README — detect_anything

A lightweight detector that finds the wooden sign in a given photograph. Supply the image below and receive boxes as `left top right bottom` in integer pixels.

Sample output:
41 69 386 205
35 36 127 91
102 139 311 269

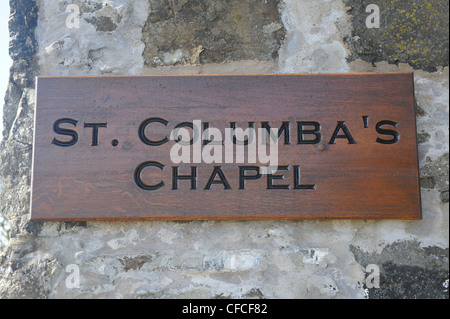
30 73 421 221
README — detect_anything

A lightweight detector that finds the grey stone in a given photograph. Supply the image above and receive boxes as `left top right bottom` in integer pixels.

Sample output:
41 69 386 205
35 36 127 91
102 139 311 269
141 0 285 67
441 191 449 204
420 153 449 195
417 132 431 144
351 241 449 299
85 16 118 32
344 0 449 72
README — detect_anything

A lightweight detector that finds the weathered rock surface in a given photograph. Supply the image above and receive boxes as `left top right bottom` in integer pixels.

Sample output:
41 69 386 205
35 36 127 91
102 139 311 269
345 0 449 72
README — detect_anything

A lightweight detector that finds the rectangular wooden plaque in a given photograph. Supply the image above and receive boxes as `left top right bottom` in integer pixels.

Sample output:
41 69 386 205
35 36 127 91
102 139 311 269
31 73 421 221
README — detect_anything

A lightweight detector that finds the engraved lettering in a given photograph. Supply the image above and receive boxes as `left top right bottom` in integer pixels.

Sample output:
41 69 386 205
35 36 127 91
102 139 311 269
139 117 169 146
267 165 290 190
239 166 262 189
230 122 255 145
84 122 107 146
52 118 79 147
329 121 357 144
172 167 197 190
293 165 315 190
134 161 165 191
376 120 399 144
204 166 231 190
261 121 291 145
297 121 322 144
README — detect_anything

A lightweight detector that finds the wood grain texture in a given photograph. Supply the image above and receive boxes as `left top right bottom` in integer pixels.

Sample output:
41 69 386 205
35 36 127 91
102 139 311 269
30 73 421 221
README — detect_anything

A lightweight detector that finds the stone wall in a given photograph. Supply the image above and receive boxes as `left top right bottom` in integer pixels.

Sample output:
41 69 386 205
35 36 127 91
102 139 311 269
0 0 448 299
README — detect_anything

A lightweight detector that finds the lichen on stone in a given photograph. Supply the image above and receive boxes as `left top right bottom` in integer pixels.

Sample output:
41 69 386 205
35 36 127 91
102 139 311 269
344 0 449 72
